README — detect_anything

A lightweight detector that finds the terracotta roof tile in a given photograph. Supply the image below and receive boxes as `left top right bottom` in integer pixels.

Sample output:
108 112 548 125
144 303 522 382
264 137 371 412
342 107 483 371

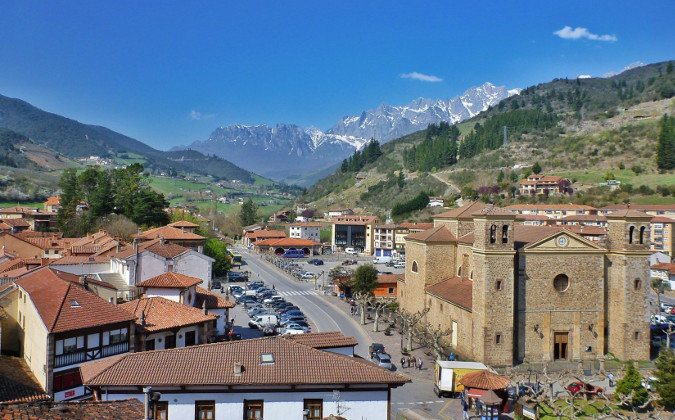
81 336 409 387
120 297 217 333
457 232 474 245
244 229 286 240
605 209 653 219
254 238 321 247
112 239 191 260
13 268 134 333
137 272 202 289
600 204 675 212
0 259 25 274
472 206 516 217
0 399 144 418
377 274 403 284
282 332 358 349
459 370 511 390
1 218 30 228
169 220 200 228
559 214 607 222
435 201 489 219
504 204 596 211
290 222 321 227
0 356 50 404
135 225 205 241
513 225 563 249
426 277 473 311
651 216 675 223
405 226 457 243
195 286 235 309
44 196 61 206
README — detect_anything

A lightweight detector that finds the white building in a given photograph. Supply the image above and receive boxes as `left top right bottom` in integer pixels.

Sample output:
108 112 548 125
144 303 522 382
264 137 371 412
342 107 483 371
427 196 444 208
289 222 321 243
81 336 408 420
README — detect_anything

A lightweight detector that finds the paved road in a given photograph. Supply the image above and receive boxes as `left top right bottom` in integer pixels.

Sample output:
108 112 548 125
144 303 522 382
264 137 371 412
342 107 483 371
234 247 456 419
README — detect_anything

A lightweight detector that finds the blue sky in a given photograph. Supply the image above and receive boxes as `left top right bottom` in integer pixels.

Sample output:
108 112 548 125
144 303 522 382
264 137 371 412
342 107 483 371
0 1 673 149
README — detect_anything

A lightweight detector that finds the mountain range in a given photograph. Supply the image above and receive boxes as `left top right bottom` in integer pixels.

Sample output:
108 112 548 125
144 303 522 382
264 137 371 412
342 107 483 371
177 82 519 184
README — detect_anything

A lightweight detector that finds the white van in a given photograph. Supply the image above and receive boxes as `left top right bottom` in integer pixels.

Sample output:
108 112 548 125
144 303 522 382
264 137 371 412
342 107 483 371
344 248 358 255
373 256 392 264
249 314 278 329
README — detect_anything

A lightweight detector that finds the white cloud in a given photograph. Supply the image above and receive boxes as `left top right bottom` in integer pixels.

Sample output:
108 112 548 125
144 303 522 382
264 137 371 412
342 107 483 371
553 26 617 42
400 72 443 82
189 110 202 120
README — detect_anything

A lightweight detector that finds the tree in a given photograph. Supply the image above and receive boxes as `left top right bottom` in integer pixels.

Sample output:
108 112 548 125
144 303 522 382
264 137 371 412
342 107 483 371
397 171 405 189
239 198 258 226
203 238 232 278
351 264 379 325
396 308 430 352
656 114 675 170
131 189 169 227
616 363 649 408
653 349 675 410
96 214 138 241
418 322 453 360
532 161 542 174
497 170 505 183
372 298 396 332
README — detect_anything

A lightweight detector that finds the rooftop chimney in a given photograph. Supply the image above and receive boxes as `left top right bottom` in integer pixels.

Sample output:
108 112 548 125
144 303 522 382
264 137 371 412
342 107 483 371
133 238 138 251
79 275 86 285
233 362 243 376
140 310 146 328
203 300 208 315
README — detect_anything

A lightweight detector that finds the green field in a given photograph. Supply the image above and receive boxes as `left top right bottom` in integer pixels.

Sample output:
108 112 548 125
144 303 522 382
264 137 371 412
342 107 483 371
0 201 44 209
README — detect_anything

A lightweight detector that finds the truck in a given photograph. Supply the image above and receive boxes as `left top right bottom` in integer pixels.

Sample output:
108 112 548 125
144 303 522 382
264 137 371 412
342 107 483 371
434 361 487 397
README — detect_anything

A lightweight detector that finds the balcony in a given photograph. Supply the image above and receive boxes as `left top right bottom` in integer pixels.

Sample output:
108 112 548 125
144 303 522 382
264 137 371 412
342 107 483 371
54 341 129 368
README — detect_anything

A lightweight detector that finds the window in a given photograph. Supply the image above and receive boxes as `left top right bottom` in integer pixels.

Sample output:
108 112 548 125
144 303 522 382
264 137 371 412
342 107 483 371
496 280 503 291
154 401 168 420
108 328 128 345
185 330 196 347
634 278 642 290
439 303 443 313
639 226 646 244
629 226 635 244
145 339 155 351
553 274 569 292
243 400 263 420
304 399 322 420
195 400 215 420
496 334 502 344
387 287 395 294
634 331 640 340
411 261 418 273
457 266 462 276
489 225 497 244
165 334 176 349
53 369 82 392
501 225 509 244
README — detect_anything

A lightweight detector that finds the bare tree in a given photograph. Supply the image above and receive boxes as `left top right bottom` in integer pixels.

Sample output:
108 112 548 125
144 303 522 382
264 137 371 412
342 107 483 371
372 298 396 332
96 213 138 242
396 308 430 352
418 322 453 360
352 292 374 325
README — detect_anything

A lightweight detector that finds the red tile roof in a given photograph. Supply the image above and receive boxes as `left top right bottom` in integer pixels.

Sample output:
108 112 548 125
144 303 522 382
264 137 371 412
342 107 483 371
652 216 675 223
425 277 473 311
1 218 30 228
195 286 235 309
137 272 202 289
600 204 675 212
112 239 191 259
435 201 489 219
282 331 358 349
169 220 200 228
81 336 409 387
652 263 675 274
13 268 134 333
605 209 653 219
504 204 596 211
406 226 457 243
459 370 511 390
44 196 61 206
0 259 25 274
377 274 403 284
0 399 144 419
515 214 553 221
135 225 205 241
254 238 322 247
120 297 217 333
397 222 434 231
290 222 321 227
244 229 287 240
0 356 50 404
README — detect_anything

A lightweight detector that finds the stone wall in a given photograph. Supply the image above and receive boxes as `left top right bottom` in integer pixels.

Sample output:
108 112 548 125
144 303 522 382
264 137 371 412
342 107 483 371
425 294 473 358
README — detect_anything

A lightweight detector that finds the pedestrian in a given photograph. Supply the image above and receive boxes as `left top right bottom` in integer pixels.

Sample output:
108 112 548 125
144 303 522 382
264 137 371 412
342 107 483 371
418 358 423 370
400 357 406 369
608 372 614 387
462 399 469 420
449 351 456 361
411 356 417 368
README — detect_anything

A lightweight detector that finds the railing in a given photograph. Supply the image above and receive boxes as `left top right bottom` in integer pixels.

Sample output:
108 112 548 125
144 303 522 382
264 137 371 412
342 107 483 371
54 341 129 368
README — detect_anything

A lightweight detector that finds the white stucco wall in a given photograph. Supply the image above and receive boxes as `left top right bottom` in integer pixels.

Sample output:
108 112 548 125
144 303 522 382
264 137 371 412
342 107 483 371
50 263 110 276
323 346 354 357
145 288 181 302
145 325 201 349
174 252 212 287
209 308 228 335
105 390 389 420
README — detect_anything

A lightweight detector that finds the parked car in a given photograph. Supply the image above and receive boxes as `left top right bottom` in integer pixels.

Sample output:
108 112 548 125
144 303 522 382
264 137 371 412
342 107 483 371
283 322 309 332
281 310 304 319
277 306 300 315
282 249 305 258
566 382 603 396
372 353 393 370
307 259 324 266
373 256 392 264
228 285 243 293
369 343 385 358
344 248 358 255
210 280 222 290
280 316 307 326
342 259 357 266
227 271 247 282
301 272 315 280
248 314 279 329
282 327 306 335
394 261 405 269
263 296 284 305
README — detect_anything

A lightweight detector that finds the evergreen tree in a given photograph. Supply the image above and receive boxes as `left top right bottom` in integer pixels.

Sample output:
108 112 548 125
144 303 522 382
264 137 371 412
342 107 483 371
616 363 649 407
203 238 232 277
656 114 675 170
654 349 675 410
239 198 258 226
56 168 81 233
532 162 542 174
397 171 405 189
497 170 505 183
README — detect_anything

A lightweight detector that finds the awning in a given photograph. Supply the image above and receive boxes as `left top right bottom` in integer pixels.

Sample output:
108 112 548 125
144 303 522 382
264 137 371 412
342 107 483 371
467 388 487 399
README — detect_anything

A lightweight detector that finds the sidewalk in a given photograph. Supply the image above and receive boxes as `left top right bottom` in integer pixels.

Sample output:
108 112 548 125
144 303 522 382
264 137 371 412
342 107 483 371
322 293 438 384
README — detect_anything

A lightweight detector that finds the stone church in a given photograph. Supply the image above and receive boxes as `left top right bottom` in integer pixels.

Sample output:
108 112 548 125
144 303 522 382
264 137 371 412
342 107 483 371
397 201 651 366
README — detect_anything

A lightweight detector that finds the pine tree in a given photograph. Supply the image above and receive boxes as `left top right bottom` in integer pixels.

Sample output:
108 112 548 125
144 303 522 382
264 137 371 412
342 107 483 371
532 162 542 174
656 114 675 170
616 363 649 407
653 349 675 410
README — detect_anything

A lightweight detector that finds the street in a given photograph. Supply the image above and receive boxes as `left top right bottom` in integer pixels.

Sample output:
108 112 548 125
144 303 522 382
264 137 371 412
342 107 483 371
233 247 454 419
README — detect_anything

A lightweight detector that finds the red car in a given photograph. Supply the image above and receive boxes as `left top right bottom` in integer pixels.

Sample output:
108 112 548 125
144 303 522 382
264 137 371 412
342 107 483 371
342 259 357 265
567 381 604 396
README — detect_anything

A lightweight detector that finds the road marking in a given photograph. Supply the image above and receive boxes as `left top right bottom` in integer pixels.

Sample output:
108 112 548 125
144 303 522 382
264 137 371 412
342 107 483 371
437 399 453 420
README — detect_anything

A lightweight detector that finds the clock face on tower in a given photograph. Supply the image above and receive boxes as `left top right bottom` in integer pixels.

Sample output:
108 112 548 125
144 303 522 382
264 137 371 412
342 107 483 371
557 236 568 247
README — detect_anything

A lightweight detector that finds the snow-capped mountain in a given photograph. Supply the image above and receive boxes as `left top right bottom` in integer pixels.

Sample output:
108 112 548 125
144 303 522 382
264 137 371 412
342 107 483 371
177 82 517 183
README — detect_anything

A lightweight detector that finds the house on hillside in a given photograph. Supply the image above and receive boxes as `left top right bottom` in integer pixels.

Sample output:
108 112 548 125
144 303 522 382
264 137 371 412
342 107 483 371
0 268 135 401
428 196 445 208
289 222 321 243
518 175 573 196
373 224 396 258
134 225 205 252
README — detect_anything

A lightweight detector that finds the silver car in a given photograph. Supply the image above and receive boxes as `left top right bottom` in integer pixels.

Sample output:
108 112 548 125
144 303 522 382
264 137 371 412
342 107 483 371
372 353 393 370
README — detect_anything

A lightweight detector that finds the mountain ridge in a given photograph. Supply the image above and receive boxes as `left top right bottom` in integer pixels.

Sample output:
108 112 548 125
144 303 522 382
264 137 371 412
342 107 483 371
177 82 517 184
